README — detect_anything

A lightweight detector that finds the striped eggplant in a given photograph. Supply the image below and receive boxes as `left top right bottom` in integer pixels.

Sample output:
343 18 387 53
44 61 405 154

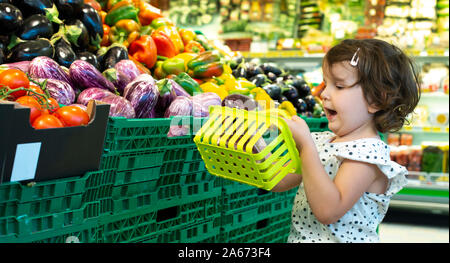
37 78 75 105
29 56 73 87
100 94 135 118
192 92 222 117
76 87 114 105
69 59 116 92
123 74 159 118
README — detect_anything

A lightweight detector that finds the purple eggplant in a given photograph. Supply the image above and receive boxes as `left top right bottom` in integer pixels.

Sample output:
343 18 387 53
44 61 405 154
0 61 31 72
29 56 73 87
76 87 114 105
102 68 131 95
168 78 190 97
192 92 222 117
123 74 159 118
69 59 116 92
154 78 177 118
100 94 135 118
164 96 193 137
114 59 140 82
37 78 75 105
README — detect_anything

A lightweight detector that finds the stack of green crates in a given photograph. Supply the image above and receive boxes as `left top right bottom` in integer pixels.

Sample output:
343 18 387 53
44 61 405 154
0 115 328 243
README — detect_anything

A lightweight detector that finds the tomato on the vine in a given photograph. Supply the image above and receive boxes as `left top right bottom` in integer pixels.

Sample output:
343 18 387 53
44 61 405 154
32 114 64 129
53 106 89 127
26 84 45 99
0 69 30 100
44 97 60 114
15 96 43 124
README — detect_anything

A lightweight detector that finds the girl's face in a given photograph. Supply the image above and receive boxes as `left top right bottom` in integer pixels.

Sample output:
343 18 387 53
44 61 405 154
321 61 379 141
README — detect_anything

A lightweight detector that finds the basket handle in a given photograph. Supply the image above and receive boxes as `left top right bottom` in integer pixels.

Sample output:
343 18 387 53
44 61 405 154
263 108 292 119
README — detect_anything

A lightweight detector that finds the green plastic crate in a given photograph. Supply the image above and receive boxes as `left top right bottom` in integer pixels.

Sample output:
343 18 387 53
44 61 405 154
100 196 220 243
301 116 329 132
220 194 295 232
0 217 102 243
0 201 100 240
0 176 86 204
221 211 292 243
103 116 204 154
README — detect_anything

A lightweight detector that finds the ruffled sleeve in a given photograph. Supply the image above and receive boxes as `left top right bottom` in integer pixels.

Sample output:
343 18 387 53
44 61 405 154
332 138 408 196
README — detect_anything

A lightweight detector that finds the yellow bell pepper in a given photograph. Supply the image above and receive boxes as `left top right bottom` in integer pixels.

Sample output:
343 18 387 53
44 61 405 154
236 78 256 90
172 52 198 68
200 81 228 100
251 87 275 110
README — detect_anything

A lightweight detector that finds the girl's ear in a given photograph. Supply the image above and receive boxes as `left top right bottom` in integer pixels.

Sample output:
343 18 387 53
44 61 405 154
368 103 380 114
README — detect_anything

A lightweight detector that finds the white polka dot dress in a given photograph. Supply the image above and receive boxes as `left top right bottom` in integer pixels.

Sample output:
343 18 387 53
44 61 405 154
287 131 408 243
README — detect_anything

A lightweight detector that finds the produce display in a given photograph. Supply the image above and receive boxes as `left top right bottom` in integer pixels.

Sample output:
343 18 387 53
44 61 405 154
0 0 324 136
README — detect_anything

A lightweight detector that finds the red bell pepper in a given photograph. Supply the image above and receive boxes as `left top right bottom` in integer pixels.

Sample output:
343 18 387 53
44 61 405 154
128 35 157 69
138 1 163 26
151 30 178 58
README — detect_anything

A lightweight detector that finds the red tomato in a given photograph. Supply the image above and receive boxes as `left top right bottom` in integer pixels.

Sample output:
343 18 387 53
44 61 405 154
53 106 89 127
0 69 30 100
45 97 60 114
15 96 43 124
26 84 45 98
32 114 64 129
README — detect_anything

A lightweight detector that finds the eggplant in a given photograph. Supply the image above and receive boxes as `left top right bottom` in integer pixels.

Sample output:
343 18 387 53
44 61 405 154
37 78 75 105
101 46 128 71
192 92 222 117
0 3 23 35
155 78 177 118
69 59 115 92
11 0 62 24
0 49 5 64
168 78 190 97
29 56 72 86
76 51 99 69
123 74 159 118
65 19 89 50
102 68 130 95
7 38 54 62
17 14 53 40
263 83 282 100
76 87 113 105
293 98 307 113
222 94 260 111
303 94 316 111
0 35 10 51
55 0 83 20
232 67 246 79
0 60 30 72
114 59 140 82
251 73 269 87
261 62 282 76
79 4 103 49
282 85 300 102
53 38 77 68
164 96 193 137
100 94 136 118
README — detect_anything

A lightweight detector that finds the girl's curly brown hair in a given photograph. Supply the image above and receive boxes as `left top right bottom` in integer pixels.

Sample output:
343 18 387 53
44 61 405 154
323 39 421 133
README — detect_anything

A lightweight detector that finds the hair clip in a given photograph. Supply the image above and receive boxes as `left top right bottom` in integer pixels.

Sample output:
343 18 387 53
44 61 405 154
350 48 360 67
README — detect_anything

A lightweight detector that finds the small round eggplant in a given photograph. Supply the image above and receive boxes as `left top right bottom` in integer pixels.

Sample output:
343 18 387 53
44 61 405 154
53 38 77 68
17 14 53 40
101 46 128 71
55 0 83 20
7 38 54 62
65 19 89 50
0 3 23 34
76 51 99 70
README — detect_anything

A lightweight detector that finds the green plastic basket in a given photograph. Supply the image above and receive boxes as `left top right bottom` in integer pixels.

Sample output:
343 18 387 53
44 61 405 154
194 106 301 190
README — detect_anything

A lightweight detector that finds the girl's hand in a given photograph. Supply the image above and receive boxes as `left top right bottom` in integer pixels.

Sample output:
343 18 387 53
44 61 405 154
284 115 315 151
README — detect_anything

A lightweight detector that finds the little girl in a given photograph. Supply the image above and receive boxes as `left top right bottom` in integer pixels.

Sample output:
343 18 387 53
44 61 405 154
272 39 421 243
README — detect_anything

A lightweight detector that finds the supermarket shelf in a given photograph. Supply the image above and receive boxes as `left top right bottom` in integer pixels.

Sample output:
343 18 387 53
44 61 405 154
392 171 449 214
242 51 449 71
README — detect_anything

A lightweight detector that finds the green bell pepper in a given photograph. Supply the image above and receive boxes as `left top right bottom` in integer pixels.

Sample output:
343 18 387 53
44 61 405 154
104 3 139 26
162 57 186 75
187 50 222 70
173 72 202 95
